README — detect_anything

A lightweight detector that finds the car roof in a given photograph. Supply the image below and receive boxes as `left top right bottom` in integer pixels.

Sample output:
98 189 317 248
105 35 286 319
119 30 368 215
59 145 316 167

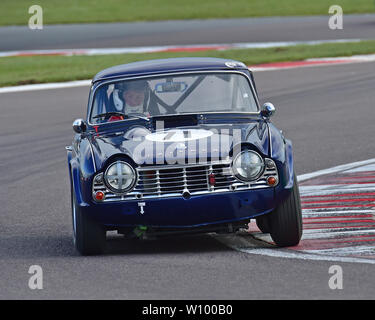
92 57 249 83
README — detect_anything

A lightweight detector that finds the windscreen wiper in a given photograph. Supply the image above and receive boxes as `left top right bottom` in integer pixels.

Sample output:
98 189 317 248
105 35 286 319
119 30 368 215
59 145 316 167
93 111 126 119
93 111 150 122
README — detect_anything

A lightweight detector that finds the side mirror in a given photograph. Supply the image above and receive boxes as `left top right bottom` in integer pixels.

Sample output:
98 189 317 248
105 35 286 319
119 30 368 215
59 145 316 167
261 102 276 119
72 119 87 133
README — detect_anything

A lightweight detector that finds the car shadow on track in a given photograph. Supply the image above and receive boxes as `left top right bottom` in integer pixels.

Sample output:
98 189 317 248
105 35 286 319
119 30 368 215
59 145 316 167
0 234 77 259
0 233 236 258
103 233 233 256
103 231 274 256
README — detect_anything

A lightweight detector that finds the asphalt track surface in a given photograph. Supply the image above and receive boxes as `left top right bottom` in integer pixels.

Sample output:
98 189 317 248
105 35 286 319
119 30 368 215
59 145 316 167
1 14 375 51
1 61 375 299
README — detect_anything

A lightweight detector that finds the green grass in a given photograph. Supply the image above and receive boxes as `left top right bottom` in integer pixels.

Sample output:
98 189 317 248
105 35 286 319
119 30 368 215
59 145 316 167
1 40 375 87
0 0 374 26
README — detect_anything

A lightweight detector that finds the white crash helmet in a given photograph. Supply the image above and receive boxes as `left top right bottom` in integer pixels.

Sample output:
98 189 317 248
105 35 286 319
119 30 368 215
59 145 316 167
112 80 149 111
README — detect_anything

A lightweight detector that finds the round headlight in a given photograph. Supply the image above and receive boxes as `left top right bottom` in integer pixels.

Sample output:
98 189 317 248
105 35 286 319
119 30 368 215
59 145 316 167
232 150 264 181
104 161 136 193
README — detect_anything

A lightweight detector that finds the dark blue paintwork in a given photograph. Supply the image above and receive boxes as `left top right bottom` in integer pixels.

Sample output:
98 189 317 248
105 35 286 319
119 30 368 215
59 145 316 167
92 57 249 83
68 58 295 231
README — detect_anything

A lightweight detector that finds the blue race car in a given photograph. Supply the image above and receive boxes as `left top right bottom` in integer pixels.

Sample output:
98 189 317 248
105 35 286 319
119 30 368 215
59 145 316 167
67 57 302 255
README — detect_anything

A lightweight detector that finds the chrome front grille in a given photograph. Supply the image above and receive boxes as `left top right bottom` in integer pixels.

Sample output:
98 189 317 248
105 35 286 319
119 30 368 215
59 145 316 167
92 160 278 202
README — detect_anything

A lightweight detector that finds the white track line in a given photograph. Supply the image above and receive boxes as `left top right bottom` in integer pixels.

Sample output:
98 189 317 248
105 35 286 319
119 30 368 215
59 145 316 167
301 229 375 238
216 159 375 264
297 158 375 182
214 234 375 264
0 80 91 93
302 245 375 256
0 39 362 58
307 53 375 62
302 210 375 218
300 186 375 196
2 50 375 93
344 164 375 173
252 229 375 241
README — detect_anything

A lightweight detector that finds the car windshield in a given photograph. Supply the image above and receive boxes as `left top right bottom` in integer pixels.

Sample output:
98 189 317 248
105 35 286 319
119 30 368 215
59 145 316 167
90 72 258 124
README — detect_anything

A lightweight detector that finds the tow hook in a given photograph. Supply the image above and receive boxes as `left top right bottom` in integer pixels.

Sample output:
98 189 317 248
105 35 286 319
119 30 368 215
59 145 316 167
133 225 148 239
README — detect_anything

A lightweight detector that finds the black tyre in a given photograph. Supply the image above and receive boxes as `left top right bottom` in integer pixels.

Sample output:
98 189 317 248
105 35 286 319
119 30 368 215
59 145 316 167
256 215 270 233
268 173 303 247
71 188 106 255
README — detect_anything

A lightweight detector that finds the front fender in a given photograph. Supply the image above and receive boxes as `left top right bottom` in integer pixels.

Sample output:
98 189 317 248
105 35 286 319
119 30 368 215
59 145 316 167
68 138 96 206
268 123 294 190
284 138 294 188
68 147 85 206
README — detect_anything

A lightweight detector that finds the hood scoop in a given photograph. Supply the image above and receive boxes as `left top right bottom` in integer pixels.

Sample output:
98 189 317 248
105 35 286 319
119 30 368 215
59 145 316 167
152 114 198 129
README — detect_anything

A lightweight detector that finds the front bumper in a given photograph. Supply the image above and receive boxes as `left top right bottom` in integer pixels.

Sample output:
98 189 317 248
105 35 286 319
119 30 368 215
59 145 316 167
79 187 286 228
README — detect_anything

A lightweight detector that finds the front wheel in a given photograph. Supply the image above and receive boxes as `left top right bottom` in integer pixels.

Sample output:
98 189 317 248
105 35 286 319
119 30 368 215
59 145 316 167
268 173 303 247
71 189 106 255
256 215 270 233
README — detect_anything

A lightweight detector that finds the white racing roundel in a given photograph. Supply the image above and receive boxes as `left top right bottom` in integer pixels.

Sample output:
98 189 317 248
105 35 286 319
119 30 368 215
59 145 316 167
145 129 213 142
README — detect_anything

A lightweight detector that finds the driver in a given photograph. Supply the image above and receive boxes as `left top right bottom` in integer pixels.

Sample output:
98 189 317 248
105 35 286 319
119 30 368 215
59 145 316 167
112 80 149 116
